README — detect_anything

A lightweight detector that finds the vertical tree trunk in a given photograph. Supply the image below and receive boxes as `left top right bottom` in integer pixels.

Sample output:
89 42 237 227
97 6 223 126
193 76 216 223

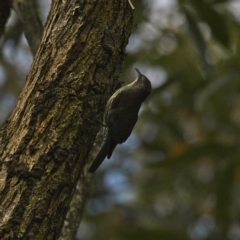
0 1 133 239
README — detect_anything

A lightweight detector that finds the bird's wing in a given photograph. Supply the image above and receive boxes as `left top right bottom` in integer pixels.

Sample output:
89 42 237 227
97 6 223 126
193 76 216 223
107 106 138 143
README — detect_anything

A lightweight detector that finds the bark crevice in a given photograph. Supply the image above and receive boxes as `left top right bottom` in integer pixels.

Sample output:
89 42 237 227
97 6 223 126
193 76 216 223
0 1 133 239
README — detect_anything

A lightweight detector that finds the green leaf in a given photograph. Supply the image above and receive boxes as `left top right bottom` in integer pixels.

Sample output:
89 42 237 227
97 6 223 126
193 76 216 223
190 0 229 47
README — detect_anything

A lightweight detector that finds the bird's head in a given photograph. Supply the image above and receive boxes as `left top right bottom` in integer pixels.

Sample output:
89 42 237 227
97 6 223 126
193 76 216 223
135 68 152 92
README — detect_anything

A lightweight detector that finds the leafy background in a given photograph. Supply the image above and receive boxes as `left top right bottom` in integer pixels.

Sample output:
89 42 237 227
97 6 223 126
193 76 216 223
1 0 240 239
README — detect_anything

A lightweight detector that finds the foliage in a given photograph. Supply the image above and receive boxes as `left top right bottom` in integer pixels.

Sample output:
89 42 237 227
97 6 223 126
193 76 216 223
1 0 240 239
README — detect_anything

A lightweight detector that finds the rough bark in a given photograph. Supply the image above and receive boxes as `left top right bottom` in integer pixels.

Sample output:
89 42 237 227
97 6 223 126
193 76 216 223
59 173 92 240
59 132 103 240
0 0 133 239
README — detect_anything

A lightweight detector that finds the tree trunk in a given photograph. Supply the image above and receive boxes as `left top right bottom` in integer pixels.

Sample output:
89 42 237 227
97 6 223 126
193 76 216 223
0 0 133 239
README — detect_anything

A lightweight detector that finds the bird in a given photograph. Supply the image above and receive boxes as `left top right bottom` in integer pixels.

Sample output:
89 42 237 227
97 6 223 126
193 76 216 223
88 68 151 173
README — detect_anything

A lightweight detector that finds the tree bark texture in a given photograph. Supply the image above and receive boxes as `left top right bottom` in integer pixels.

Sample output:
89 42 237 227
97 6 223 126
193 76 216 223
0 0 133 239
59 173 92 240
59 132 103 240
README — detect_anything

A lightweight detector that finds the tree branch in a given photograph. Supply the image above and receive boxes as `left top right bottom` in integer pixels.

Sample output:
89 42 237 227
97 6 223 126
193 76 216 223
59 174 92 240
59 131 103 239
0 0 11 37
12 0 43 55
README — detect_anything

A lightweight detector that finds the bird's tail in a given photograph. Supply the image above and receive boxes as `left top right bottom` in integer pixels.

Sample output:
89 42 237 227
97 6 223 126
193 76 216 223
88 136 110 173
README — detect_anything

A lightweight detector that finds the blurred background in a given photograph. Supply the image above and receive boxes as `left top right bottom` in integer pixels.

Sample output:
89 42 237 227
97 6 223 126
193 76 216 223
1 0 240 239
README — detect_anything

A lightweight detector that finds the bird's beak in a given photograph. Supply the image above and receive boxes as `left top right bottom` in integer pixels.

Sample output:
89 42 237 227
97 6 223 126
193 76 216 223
134 68 142 84
135 68 142 77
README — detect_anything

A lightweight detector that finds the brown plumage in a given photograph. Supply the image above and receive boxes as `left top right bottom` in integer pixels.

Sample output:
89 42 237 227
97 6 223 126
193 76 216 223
88 68 151 173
